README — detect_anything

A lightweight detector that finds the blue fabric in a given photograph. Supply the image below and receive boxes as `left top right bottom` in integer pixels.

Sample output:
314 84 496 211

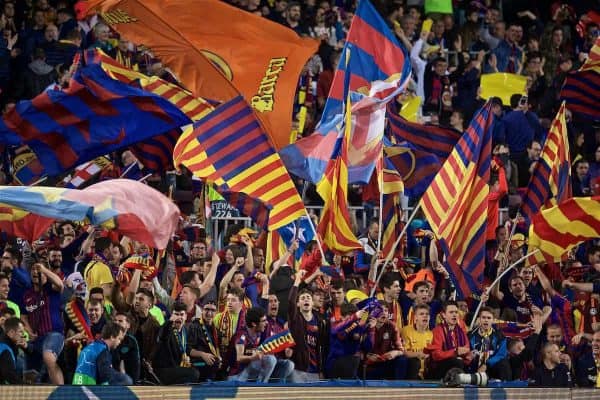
495 111 543 154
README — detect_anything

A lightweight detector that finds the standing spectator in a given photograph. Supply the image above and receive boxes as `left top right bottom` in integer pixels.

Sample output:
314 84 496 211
284 2 308 36
22 262 65 384
288 270 325 382
492 23 524 73
572 159 591 197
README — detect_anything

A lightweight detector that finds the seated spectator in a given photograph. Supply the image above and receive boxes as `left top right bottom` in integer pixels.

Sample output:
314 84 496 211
427 300 472 379
529 342 572 387
575 330 600 387
0 317 27 383
228 307 294 382
468 307 511 380
365 304 407 379
152 302 199 384
188 300 221 381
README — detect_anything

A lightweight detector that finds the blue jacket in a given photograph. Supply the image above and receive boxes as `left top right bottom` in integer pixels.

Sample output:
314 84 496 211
495 110 543 154
468 328 508 369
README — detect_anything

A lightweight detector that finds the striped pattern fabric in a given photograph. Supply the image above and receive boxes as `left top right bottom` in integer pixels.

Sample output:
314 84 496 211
560 37 600 121
84 49 214 171
520 103 572 224
528 196 600 258
386 108 461 198
419 103 494 299
173 96 305 231
381 192 402 258
0 204 54 241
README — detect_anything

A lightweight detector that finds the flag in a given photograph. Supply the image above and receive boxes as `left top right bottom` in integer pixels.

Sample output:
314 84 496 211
316 86 362 253
63 156 113 188
84 49 213 172
10 146 45 185
520 103 571 224
528 196 600 259
280 0 412 185
560 37 600 121
82 0 318 150
173 96 305 231
0 64 192 177
480 73 528 106
386 109 462 198
419 103 495 299
277 216 316 261
265 229 288 274
256 329 295 354
0 205 54 242
0 180 179 249
219 191 270 230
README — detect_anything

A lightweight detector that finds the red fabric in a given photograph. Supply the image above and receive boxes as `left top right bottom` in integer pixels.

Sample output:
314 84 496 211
427 324 471 363
361 169 380 203
486 165 508 240
316 70 334 100
300 247 321 278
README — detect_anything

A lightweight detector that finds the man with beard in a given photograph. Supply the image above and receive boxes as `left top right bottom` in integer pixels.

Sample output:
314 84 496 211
112 311 140 384
188 301 221 381
575 330 600 387
0 273 20 318
47 248 64 277
152 302 199 384
83 237 115 302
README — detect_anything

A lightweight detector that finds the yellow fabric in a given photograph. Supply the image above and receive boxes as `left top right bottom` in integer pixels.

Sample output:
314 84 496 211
480 73 527 106
399 95 421 122
401 325 433 377
83 260 114 293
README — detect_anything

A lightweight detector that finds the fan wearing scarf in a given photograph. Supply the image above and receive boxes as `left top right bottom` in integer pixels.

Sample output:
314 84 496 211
467 306 511 381
426 300 472 379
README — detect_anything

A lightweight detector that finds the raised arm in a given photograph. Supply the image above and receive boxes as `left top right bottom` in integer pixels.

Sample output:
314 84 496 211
199 252 219 299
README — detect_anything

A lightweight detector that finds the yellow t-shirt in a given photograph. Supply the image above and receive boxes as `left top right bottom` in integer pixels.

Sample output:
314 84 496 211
401 325 433 378
84 260 114 292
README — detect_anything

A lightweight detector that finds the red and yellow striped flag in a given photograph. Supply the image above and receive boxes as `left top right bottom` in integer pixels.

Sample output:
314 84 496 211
528 196 600 258
419 103 495 299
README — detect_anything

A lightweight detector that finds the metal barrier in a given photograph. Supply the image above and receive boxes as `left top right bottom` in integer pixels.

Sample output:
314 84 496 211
210 206 510 249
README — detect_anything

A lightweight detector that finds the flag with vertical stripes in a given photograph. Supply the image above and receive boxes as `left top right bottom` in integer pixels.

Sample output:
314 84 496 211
386 107 462 198
528 196 600 258
520 102 572 225
376 153 404 258
84 49 214 172
280 0 411 185
173 96 305 231
419 103 495 299
560 37 600 121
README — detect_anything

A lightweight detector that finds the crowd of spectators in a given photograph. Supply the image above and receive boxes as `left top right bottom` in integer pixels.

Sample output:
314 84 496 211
0 0 598 389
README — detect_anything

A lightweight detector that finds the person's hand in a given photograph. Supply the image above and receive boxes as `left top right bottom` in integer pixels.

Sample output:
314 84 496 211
253 350 263 361
478 364 487 373
417 351 429 360
234 257 245 268
571 333 584 345
356 309 368 320
530 305 542 316
488 53 497 70
561 278 574 289
560 353 571 369
285 348 293 358
295 269 307 285
240 235 252 247
531 313 543 334
256 271 269 284
480 289 490 303
453 35 462 51
289 239 299 253
6 33 17 50
367 317 377 328
212 251 220 266
366 353 380 363
384 350 402 360
200 351 217 366
457 346 470 356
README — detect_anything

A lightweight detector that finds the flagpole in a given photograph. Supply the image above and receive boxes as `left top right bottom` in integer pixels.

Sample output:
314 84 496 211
119 162 138 178
376 149 384 256
137 173 153 183
29 176 48 186
370 202 421 297
303 209 327 265
468 248 539 331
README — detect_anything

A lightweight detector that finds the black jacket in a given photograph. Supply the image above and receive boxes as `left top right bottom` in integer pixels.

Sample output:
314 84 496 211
0 335 21 384
529 363 572 387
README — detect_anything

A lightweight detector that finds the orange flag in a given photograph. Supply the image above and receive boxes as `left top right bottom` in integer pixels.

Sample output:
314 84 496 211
82 0 319 150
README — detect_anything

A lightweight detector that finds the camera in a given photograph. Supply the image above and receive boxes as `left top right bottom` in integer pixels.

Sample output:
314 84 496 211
443 368 488 387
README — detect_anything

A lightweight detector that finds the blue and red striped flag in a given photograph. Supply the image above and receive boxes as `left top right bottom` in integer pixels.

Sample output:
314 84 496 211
520 102 572 225
560 37 600 121
0 64 191 177
419 103 495 299
386 107 462 198
280 0 411 185
173 96 306 231
219 191 270 230
84 49 214 172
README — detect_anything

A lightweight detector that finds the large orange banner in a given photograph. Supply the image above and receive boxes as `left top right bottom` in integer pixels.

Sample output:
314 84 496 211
83 0 319 150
